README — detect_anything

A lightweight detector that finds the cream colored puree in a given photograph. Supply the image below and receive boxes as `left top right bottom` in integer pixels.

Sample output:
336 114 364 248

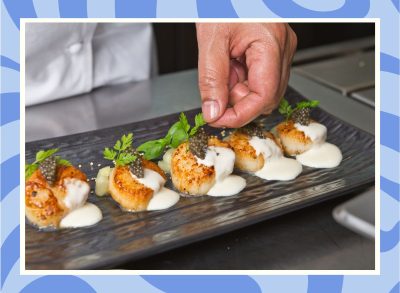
294 122 342 168
196 146 246 196
131 168 180 210
249 136 302 181
60 179 102 228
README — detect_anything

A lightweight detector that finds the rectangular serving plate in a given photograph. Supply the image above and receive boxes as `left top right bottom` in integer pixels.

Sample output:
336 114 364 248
25 88 375 270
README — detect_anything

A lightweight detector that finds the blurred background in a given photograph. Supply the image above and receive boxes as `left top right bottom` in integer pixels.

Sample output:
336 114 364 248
154 23 374 74
26 22 375 141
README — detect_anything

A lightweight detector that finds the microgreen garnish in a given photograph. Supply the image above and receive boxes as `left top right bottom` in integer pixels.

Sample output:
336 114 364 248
137 112 206 160
278 98 319 121
103 133 137 166
25 148 71 180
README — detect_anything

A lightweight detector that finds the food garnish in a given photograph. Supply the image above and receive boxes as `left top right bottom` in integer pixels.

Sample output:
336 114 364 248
189 127 208 159
103 133 144 178
25 148 71 182
239 122 265 139
278 98 319 125
137 113 206 160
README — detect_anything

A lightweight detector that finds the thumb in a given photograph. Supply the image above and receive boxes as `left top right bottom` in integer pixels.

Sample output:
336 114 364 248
197 24 230 123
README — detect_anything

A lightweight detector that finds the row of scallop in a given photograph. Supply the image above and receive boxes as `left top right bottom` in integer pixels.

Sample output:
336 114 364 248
25 104 342 230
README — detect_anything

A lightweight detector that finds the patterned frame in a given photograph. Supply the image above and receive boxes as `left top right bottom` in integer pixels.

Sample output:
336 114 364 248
1 1 399 292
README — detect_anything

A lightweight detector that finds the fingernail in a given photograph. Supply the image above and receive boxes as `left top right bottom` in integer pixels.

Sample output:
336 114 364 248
202 100 219 121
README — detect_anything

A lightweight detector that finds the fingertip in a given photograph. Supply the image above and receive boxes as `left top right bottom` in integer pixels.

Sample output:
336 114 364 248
202 100 220 122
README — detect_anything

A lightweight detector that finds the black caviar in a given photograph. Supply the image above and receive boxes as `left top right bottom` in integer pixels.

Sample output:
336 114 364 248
239 122 265 138
292 108 311 125
39 156 57 186
127 148 144 178
189 127 208 159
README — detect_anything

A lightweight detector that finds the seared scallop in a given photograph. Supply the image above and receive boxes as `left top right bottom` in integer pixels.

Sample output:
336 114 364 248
171 137 229 196
226 130 282 172
25 165 88 228
108 160 166 211
273 120 313 156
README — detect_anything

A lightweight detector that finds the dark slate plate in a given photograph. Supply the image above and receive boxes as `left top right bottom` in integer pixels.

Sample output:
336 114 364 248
25 88 375 270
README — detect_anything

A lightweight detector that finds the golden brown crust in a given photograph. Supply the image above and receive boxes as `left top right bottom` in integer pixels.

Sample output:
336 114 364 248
227 131 264 172
208 136 231 148
275 120 313 155
108 160 166 211
25 165 87 228
226 130 283 172
171 141 216 196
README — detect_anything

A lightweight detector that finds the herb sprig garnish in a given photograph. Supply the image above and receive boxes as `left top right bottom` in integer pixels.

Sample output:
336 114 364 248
25 148 71 180
137 113 206 160
103 133 138 166
278 98 319 121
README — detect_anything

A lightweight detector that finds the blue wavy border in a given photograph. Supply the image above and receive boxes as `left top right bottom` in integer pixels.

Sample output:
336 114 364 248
1 0 399 292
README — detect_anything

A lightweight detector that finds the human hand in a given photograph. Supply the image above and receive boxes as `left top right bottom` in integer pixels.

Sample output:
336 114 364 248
196 23 297 128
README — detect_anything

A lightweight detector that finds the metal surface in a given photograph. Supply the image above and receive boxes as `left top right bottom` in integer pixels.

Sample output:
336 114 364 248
26 70 201 142
351 88 375 107
333 187 375 239
293 37 374 65
293 51 374 95
25 90 375 270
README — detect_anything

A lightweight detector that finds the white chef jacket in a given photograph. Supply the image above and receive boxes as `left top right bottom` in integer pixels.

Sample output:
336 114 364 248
25 23 155 106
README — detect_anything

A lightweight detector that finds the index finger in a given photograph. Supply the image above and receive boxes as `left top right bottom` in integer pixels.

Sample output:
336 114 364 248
209 42 282 128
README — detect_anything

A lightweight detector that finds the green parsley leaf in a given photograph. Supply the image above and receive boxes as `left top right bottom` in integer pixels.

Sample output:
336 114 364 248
195 113 206 128
296 100 319 110
278 98 319 120
103 133 137 166
278 98 293 121
103 147 116 160
179 112 190 133
35 148 59 163
121 133 133 150
26 148 71 181
167 121 184 139
309 100 320 108
114 140 122 151
189 113 206 136
137 112 208 160
115 152 137 166
25 164 38 180
56 156 72 166
278 98 289 114
137 139 168 160
170 128 188 148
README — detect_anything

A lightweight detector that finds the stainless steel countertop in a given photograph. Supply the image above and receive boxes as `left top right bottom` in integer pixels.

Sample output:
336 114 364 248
26 68 374 270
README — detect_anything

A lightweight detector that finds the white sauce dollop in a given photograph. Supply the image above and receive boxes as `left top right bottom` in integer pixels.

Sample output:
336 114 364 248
249 136 302 181
132 168 166 193
207 175 246 197
63 179 90 210
196 146 246 196
147 187 180 210
294 122 327 144
296 142 342 168
294 122 342 168
60 202 102 228
197 146 235 181
131 168 180 211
